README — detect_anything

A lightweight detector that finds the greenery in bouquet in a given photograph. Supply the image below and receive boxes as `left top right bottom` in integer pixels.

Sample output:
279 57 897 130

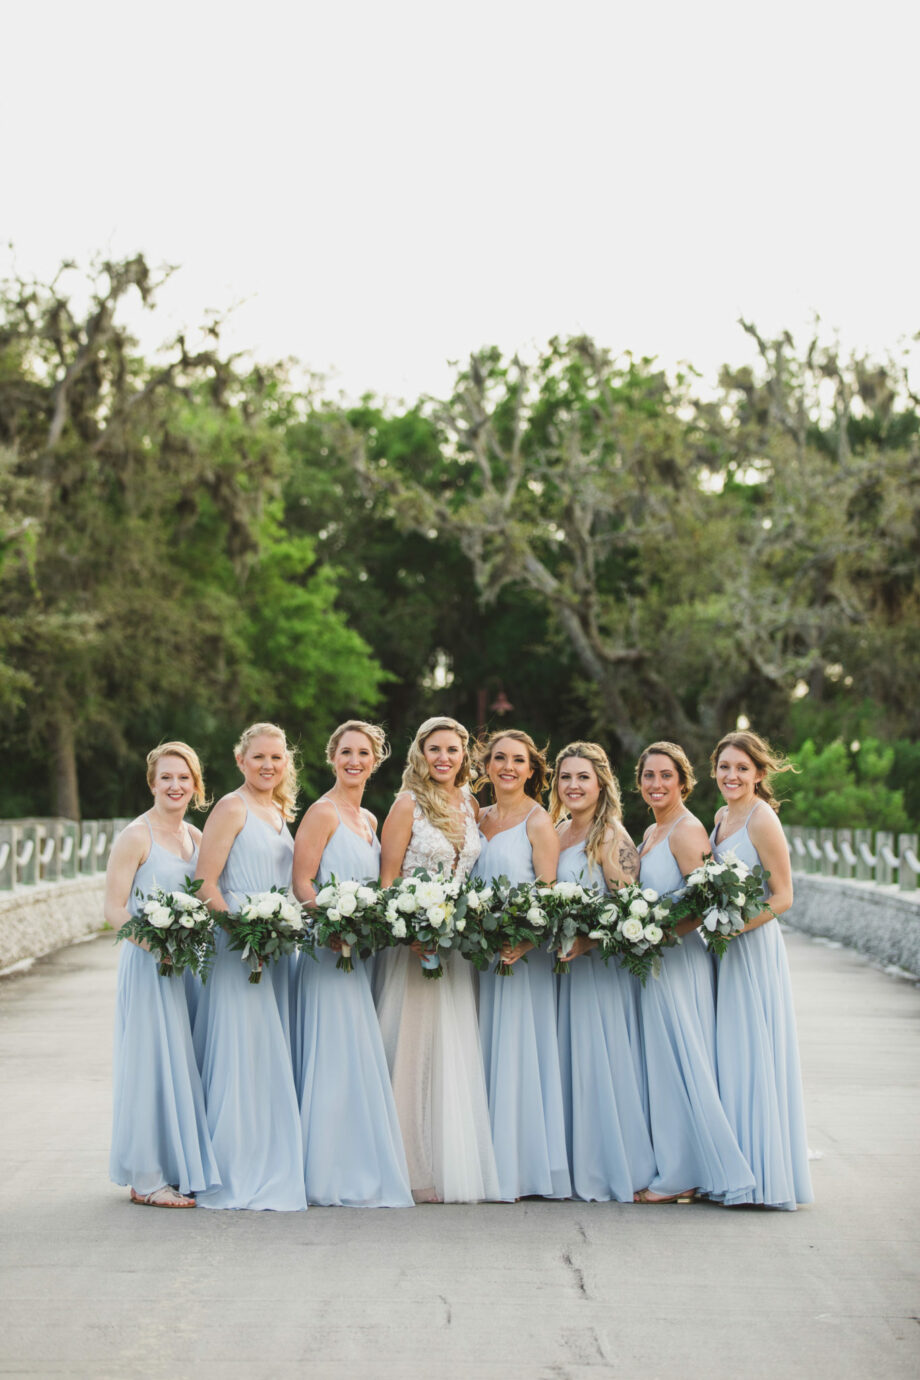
381 869 469 979
222 886 311 983
312 875 388 972
669 852 771 958
590 882 678 985
466 877 553 977
536 879 609 975
118 877 215 979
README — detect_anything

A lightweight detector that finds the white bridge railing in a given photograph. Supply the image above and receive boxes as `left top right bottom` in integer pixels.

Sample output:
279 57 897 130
784 826 919 892
0 819 130 891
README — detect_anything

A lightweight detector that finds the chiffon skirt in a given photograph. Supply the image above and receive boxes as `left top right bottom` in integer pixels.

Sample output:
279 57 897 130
557 950 656 1201
374 947 499 1203
639 932 755 1199
479 949 571 1201
714 922 813 1209
193 931 306 1210
110 943 219 1197
294 948 413 1207
270 950 300 1058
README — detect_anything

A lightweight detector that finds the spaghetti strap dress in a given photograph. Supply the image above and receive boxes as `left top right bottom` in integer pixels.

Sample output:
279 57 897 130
193 799 306 1210
373 795 499 1203
555 842 656 1201
710 803 813 1208
637 817 755 1199
110 821 220 1198
474 809 571 1201
293 803 413 1207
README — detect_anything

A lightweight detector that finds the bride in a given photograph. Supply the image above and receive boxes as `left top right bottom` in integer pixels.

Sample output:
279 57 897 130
374 717 499 1203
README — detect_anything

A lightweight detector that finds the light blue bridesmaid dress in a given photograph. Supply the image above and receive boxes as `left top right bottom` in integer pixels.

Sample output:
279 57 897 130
110 820 220 1197
193 797 306 1210
293 802 413 1207
637 817 755 1199
710 803 813 1208
556 843 656 1201
473 809 571 1201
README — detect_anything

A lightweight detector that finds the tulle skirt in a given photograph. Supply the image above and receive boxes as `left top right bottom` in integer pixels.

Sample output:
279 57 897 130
479 949 571 1201
639 932 755 1199
374 947 499 1203
714 922 813 1208
557 950 655 1201
294 948 413 1207
110 943 219 1196
193 931 306 1210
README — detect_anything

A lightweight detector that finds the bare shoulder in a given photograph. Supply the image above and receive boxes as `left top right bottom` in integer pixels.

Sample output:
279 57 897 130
527 803 555 836
188 823 203 845
362 807 379 831
110 818 150 866
205 793 246 833
386 793 417 824
295 796 338 839
748 801 786 848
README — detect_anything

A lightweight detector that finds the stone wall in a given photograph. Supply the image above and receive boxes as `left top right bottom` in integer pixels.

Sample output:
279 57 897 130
0 878 106 972
785 874 920 978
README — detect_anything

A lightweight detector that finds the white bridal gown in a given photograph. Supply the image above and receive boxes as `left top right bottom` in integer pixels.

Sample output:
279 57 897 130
374 794 499 1202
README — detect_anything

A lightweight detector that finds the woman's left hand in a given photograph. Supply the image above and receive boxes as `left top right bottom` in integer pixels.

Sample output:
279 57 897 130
499 939 534 965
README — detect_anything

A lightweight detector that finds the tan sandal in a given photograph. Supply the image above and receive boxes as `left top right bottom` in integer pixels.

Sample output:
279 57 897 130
634 1188 696 1204
130 1185 196 1208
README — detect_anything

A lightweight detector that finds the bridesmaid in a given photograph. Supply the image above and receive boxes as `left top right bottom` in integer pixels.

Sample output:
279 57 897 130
552 742 657 1202
709 729 813 1209
374 717 499 1203
107 742 219 1207
472 730 570 1202
633 740 754 1204
292 720 413 1208
192 722 306 1211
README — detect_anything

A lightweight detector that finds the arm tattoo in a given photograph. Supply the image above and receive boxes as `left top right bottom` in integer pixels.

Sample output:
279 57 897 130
617 837 640 883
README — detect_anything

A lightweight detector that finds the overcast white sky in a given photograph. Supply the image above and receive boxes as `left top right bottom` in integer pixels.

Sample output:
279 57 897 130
3 0 917 403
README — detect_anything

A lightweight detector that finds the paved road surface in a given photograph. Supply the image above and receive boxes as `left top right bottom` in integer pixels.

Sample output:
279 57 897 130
1 929 918 1379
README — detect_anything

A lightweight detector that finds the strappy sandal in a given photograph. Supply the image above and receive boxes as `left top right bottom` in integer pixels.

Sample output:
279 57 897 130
634 1188 697 1204
130 1185 196 1208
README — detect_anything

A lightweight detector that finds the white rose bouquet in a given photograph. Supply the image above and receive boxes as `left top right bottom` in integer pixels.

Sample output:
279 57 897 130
668 852 771 958
590 882 677 984
460 877 553 978
379 869 469 980
222 886 311 983
118 878 215 980
536 880 608 975
311 876 388 973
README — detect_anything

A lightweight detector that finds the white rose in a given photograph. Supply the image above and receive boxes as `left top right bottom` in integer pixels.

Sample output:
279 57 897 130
315 886 337 907
390 918 407 939
554 882 578 900
396 893 417 914
337 893 358 917
285 916 304 932
527 906 547 927
643 923 664 945
621 916 644 942
455 918 466 932
386 902 399 922
652 904 669 921
176 911 197 929
256 896 278 919
629 898 650 919
356 886 376 905
149 905 173 929
479 887 493 905
686 869 705 886
327 908 342 923
709 863 726 876
427 903 448 928
641 888 658 903
466 890 482 910
170 891 197 910
142 899 160 916
338 880 360 894
416 881 446 909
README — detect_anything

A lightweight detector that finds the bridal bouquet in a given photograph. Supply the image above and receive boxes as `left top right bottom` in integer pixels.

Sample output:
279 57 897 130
381 869 470 980
465 877 553 977
590 882 677 984
222 887 311 983
669 852 770 958
538 880 608 975
118 878 215 979
312 876 386 972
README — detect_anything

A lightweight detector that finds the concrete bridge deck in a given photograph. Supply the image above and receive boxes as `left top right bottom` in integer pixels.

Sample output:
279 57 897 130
1 929 918 1380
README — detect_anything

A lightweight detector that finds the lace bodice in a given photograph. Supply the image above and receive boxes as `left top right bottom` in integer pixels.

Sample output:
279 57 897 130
402 793 481 881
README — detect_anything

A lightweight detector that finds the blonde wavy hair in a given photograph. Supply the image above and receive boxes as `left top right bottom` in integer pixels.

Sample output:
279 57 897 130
635 740 697 801
326 720 390 773
146 741 209 812
710 729 796 813
400 717 473 846
472 729 549 802
550 741 623 868
234 722 299 821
